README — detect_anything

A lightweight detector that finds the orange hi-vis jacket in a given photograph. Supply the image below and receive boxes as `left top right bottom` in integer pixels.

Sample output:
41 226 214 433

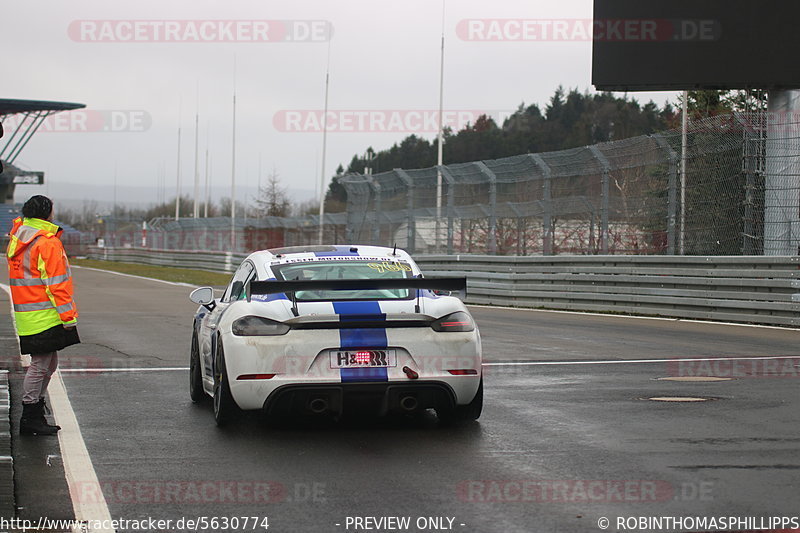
6 217 78 336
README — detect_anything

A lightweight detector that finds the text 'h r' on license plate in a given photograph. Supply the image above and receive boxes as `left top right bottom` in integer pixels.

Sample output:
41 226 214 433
330 349 397 368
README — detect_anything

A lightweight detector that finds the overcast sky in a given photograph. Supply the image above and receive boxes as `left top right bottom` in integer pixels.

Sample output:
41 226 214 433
4 0 676 209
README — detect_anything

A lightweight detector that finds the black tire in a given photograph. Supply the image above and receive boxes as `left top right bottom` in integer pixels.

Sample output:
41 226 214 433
189 333 206 403
438 379 483 424
213 340 240 426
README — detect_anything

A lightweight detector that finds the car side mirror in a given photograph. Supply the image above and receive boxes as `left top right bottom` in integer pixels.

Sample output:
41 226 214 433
190 287 216 311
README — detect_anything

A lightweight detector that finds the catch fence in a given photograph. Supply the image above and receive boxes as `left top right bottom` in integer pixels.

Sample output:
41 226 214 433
104 112 796 257
337 113 779 256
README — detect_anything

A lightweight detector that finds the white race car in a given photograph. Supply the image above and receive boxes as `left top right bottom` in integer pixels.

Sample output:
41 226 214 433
188 245 483 426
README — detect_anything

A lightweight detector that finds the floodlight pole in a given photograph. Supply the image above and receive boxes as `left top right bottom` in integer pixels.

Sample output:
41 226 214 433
193 83 200 219
257 154 263 222
231 57 237 251
204 149 210 218
175 101 182 221
680 90 688 255
318 42 332 245
435 0 446 253
113 162 118 247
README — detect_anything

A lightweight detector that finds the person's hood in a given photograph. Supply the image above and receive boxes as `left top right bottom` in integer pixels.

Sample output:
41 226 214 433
6 217 63 259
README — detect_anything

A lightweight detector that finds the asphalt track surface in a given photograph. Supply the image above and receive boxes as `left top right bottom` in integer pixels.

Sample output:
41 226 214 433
4 266 800 533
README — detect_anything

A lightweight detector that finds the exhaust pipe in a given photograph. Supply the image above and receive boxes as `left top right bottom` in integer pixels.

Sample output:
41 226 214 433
399 395 419 412
309 397 328 414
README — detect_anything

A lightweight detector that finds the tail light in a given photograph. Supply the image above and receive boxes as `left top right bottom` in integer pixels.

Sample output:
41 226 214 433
232 316 290 336
448 369 478 376
431 311 475 332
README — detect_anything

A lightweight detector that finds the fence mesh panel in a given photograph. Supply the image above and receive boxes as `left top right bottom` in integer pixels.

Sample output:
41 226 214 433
119 112 798 256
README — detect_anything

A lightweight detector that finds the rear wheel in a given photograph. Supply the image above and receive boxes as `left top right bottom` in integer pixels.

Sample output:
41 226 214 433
438 379 483 424
189 333 206 403
213 340 240 426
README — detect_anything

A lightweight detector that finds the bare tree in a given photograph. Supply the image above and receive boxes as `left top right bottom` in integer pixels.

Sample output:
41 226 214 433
253 169 292 217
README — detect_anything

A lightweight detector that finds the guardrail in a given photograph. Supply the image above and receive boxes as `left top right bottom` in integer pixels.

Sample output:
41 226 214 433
417 255 800 327
86 246 246 274
86 247 800 327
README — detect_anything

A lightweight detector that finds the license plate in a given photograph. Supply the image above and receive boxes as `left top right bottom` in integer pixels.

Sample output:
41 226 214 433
330 349 397 368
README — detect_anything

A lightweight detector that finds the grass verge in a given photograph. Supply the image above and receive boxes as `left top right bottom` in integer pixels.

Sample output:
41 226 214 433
71 258 231 287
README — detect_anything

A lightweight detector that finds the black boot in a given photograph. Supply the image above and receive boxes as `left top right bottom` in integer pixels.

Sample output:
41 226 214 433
37 398 61 431
20 402 59 436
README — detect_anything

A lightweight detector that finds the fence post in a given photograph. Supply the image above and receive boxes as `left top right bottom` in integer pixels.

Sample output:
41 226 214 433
394 169 415 253
368 176 381 245
475 161 497 254
764 90 800 255
530 154 553 255
345 208 356 243
508 203 524 256
589 146 611 254
743 134 757 255
732 114 763 256
653 134 678 255
438 165 456 254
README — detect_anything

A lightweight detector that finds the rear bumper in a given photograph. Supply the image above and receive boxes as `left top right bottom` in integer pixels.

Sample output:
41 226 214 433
262 381 457 416
220 325 482 411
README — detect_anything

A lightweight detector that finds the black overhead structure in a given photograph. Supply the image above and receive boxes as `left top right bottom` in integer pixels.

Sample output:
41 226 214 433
0 98 85 204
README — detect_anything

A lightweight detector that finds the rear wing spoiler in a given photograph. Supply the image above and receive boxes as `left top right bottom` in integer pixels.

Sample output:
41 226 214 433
247 277 467 300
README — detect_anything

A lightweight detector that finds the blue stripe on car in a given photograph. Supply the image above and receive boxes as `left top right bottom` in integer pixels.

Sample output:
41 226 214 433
333 301 384 318
337 328 388 349
340 367 388 382
334 301 388 382
251 278 289 302
313 247 360 257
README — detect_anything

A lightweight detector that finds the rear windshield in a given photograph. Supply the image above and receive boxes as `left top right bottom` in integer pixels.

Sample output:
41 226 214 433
271 260 413 301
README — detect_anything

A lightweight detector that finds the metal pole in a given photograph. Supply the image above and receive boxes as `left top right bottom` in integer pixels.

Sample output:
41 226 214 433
530 154 553 255
475 162 497 254
395 169 415 253
175 102 182 221
0 111 32 160
435 0 446 252
588 146 611 254
653 134 678 254
601 170 609 254
113 163 117 247
764 89 800 255
371 178 381 245
257 154 262 222
193 84 200 219
6 111 49 164
318 42 332 245
743 134 756 255
231 57 237 251
204 150 210 218
680 90 688 255
438 165 456 254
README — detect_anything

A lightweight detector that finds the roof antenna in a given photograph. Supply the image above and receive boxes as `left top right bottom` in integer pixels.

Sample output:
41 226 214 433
392 242 397 256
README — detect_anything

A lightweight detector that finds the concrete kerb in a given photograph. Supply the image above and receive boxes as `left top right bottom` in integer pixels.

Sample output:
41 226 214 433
0 285 16 518
0 369 12 518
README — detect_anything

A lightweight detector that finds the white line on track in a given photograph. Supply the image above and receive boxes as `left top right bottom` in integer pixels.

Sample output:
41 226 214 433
484 355 800 366
50 372 115 532
60 367 188 373
467 303 800 331
72 264 197 287
57 355 800 373
0 283 113 532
